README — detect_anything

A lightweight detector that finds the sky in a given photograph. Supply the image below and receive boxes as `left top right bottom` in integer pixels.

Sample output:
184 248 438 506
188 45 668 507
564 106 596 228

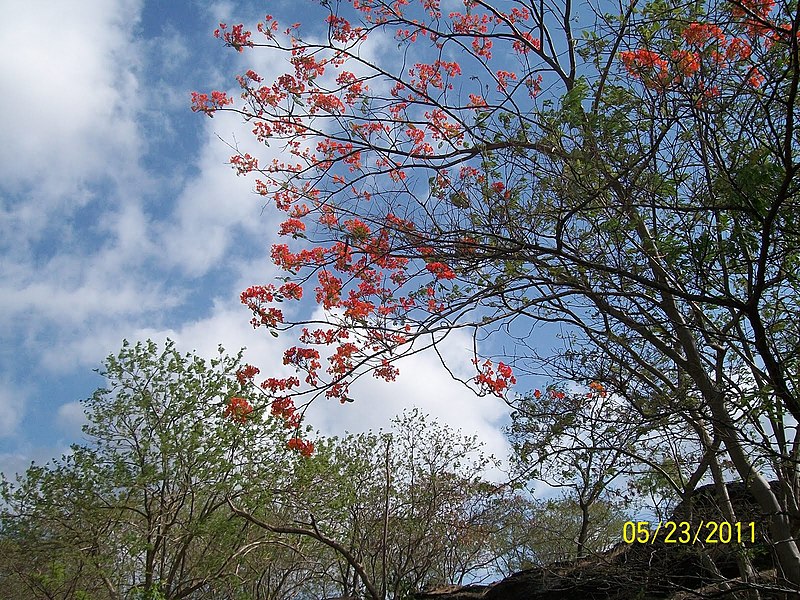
0 0 514 479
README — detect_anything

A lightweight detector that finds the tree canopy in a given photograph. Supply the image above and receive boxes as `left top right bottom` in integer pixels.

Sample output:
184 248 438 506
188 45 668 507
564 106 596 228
1 341 537 600
193 0 800 590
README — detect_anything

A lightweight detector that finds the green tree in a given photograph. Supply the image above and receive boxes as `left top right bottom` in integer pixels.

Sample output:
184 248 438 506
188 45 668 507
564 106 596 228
508 388 637 559
231 410 519 599
0 340 294 600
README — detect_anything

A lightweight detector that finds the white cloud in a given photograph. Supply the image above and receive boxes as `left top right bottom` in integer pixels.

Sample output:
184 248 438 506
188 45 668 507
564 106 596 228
0 441 76 480
55 401 86 436
168 300 274 361
0 450 34 480
0 381 25 439
1 261 180 327
206 1 236 24
0 0 168 359
158 116 267 276
157 30 298 277
0 0 144 202
304 327 511 467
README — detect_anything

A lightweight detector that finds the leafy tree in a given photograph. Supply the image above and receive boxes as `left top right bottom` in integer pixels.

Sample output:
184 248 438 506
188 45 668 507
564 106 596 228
231 409 520 599
195 0 800 589
508 386 638 559
0 340 296 600
0 459 117 599
518 495 628 566
2 344 521 600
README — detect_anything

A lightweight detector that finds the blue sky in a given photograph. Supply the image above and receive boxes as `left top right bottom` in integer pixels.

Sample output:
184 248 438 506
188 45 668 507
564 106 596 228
0 0 513 478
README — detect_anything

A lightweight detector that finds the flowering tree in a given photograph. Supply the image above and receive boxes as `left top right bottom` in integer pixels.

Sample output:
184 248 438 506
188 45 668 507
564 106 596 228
196 0 800 588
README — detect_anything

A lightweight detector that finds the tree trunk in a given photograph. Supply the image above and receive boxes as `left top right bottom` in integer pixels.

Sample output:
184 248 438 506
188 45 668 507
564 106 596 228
576 500 590 559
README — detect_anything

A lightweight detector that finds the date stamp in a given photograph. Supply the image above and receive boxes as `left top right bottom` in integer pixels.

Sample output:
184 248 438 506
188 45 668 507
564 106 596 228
622 521 756 545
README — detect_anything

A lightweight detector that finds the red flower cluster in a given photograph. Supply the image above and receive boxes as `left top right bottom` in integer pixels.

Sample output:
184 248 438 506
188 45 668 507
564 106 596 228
281 282 303 300
474 359 517 397
240 283 307 330
326 14 365 43
426 262 456 280
373 359 399 382
532 388 566 400
283 346 322 385
279 217 307 237
671 50 701 77
261 376 301 393
619 49 669 86
620 16 775 95
190 90 233 116
230 153 259 175
287 437 315 457
495 70 518 92
729 0 775 21
682 22 726 47
511 31 541 54
588 381 607 397
236 364 261 385
255 14 280 38
214 23 253 51
271 396 302 428
224 396 253 423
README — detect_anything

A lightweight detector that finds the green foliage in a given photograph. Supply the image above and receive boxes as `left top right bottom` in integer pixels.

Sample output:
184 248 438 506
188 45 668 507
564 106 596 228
135 586 167 600
0 339 289 600
2 343 529 600
240 408 517 598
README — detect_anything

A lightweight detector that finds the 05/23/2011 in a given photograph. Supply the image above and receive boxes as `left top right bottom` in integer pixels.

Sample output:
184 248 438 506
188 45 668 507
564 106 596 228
622 521 757 545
